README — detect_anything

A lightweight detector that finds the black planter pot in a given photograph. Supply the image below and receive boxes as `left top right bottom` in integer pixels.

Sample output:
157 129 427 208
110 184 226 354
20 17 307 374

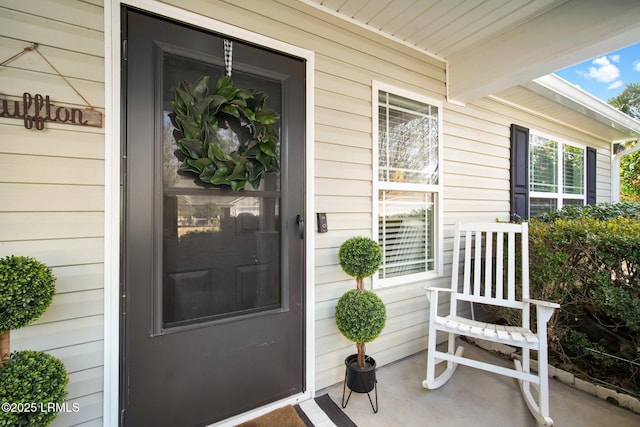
345 354 377 393
342 354 378 413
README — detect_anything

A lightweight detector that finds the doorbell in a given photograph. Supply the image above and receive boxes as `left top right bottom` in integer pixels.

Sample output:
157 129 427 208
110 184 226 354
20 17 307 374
317 213 328 233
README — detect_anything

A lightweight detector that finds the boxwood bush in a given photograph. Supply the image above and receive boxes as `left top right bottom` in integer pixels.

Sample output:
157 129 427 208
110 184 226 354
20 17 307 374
0 350 68 426
338 236 383 280
526 202 640 394
335 289 387 344
0 255 56 333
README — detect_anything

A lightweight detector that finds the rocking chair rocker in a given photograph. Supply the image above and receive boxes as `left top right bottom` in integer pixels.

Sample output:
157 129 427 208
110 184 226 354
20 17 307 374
423 222 559 426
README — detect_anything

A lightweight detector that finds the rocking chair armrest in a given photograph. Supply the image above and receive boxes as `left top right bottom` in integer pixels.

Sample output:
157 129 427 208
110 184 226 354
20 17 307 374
423 286 455 294
423 286 454 305
523 298 560 310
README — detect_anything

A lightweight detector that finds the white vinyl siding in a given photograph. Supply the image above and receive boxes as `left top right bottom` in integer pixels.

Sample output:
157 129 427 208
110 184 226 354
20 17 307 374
0 1 105 426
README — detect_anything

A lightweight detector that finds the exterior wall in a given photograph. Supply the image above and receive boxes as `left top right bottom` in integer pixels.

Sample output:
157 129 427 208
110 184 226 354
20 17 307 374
445 96 613 219
0 0 618 425
0 0 105 426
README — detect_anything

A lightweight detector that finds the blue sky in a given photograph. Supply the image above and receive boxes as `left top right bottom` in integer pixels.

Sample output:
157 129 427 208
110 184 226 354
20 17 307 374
555 42 640 103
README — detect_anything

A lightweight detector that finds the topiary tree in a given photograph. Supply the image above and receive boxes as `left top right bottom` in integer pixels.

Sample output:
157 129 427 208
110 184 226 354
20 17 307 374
0 256 67 426
335 237 386 368
0 350 68 427
0 255 56 367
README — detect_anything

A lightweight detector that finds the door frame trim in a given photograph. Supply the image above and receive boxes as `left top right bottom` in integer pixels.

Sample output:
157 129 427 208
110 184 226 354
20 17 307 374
104 1 315 425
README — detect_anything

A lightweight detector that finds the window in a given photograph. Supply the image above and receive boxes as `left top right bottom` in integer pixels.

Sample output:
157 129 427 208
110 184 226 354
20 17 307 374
374 83 443 287
529 132 586 217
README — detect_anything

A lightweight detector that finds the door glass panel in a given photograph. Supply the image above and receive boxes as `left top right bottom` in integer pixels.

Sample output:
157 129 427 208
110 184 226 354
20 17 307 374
160 51 282 329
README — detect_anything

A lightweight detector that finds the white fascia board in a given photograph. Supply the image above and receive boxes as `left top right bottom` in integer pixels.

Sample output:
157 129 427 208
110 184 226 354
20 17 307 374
524 74 640 139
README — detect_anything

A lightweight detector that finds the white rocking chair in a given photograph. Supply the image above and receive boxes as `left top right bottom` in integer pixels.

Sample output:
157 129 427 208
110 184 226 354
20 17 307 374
424 222 559 426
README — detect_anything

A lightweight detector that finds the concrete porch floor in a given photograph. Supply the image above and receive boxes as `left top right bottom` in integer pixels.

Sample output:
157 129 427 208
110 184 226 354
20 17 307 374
322 340 640 426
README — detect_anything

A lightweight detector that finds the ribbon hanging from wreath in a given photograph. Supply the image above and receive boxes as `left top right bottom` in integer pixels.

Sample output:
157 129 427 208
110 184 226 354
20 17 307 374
171 71 280 191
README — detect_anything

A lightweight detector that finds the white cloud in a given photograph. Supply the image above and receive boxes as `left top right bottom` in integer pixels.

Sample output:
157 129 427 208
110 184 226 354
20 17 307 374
634 60 640 72
582 56 621 83
607 80 623 90
610 54 621 63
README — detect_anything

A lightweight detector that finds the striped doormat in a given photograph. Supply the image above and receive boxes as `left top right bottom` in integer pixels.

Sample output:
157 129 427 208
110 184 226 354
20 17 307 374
294 394 357 427
237 394 356 427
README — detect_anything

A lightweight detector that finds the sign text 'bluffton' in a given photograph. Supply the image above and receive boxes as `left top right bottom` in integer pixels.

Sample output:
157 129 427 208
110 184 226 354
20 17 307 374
0 92 102 130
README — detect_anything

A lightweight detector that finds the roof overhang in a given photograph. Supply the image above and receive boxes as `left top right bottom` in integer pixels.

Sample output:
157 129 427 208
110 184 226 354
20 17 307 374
524 75 640 142
301 0 640 105
447 0 640 104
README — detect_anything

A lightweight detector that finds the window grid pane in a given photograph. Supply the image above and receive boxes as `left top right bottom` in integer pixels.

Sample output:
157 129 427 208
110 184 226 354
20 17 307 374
378 190 434 279
530 135 557 193
563 145 584 195
563 199 584 208
378 93 438 185
530 197 557 217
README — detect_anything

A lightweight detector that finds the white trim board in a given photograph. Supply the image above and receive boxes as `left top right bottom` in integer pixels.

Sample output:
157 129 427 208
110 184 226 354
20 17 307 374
104 1 315 425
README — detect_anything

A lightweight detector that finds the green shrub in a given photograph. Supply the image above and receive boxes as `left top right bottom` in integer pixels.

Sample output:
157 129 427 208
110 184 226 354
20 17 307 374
0 350 68 427
338 237 382 279
536 200 640 222
524 203 640 393
529 216 640 332
335 289 386 344
0 256 56 333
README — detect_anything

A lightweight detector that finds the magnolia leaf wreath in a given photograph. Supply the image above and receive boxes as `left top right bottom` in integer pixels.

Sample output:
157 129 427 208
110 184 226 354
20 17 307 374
172 75 280 191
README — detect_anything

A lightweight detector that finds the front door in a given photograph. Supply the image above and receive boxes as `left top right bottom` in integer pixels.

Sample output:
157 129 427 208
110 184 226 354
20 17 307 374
121 8 306 426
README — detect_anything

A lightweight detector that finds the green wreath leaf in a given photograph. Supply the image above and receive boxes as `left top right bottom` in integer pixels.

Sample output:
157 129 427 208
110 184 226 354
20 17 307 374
229 179 247 192
192 76 210 99
220 104 240 117
255 108 280 125
179 138 205 159
176 115 201 140
209 166 231 184
216 75 233 92
173 75 280 191
260 140 277 157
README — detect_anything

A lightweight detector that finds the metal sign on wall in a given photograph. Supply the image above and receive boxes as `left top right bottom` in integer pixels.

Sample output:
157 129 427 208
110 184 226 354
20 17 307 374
0 92 102 130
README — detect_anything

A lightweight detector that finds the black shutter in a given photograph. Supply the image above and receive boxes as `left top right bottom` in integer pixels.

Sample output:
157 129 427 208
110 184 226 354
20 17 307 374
510 124 529 221
586 147 597 205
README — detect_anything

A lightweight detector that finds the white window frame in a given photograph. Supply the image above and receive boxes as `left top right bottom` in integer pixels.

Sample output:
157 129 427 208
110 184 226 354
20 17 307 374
529 130 587 214
372 81 443 288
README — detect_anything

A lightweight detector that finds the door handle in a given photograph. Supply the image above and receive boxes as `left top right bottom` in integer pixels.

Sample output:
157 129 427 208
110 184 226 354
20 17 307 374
296 214 304 239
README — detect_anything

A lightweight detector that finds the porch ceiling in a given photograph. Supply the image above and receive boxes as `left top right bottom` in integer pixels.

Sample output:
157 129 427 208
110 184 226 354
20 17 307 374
300 0 640 105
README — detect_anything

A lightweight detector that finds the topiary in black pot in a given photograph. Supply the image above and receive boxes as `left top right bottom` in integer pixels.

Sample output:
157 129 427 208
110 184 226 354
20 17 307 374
335 237 386 369
0 350 68 426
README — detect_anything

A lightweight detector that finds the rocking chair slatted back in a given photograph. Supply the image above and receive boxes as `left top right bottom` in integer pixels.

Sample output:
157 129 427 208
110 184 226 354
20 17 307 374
453 222 529 313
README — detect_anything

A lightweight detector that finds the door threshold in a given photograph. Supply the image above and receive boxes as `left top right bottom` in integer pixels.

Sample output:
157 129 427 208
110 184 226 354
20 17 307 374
209 391 313 427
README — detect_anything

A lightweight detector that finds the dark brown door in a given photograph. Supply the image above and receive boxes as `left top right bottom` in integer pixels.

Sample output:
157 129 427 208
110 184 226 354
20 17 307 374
121 8 305 426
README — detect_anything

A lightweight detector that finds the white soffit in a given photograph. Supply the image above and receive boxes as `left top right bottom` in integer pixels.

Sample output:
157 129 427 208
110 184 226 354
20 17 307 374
301 0 640 104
